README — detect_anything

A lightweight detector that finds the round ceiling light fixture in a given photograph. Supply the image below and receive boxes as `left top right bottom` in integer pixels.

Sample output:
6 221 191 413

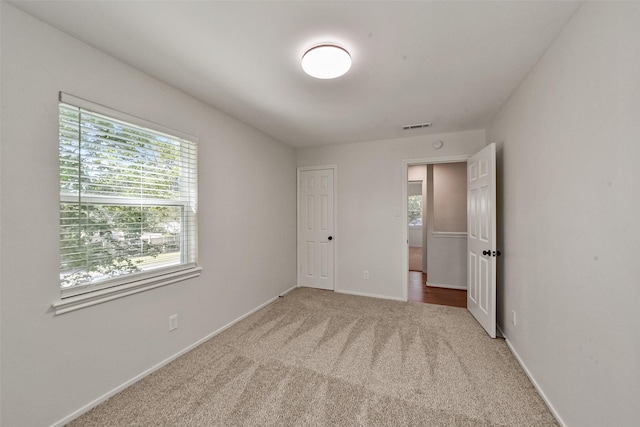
301 44 352 79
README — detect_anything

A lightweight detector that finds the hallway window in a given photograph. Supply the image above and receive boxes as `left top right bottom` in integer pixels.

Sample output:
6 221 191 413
408 195 423 226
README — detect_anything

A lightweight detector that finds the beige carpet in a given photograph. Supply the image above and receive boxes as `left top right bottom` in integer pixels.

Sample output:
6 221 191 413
70 288 557 426
409 246 422 271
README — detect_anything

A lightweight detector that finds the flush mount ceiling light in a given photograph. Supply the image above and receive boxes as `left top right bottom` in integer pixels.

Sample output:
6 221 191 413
301 44 351 79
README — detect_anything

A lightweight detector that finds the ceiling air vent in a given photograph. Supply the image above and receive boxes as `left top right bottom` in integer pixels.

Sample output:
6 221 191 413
402 122 432 130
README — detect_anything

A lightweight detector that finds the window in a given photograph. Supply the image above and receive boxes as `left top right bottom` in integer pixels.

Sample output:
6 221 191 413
408 195 423 226
56 93 199 311
408 181 423 227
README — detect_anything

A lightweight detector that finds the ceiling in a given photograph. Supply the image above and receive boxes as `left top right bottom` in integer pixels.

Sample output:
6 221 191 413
10 1 581 148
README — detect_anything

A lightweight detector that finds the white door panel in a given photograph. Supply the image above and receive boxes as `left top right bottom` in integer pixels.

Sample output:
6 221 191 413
298 168 335 290
467 144 497 338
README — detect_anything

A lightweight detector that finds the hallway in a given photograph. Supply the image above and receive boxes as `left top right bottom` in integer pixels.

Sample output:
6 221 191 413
408 271 467 308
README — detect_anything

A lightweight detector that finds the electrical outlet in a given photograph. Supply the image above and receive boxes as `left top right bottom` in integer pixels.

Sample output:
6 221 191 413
511 310 517 326
363 270 370 279
169 314 178 331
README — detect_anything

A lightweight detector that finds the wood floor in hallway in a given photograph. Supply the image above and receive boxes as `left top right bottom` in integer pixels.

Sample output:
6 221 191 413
408 271 467 308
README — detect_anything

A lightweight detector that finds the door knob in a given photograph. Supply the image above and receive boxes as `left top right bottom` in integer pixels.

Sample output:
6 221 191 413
482 250 501 257
328 236 333 241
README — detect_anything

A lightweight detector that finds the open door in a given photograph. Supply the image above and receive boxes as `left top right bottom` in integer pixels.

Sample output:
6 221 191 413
467 143 497 338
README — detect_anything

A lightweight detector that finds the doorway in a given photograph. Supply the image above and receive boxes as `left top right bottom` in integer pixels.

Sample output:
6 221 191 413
403 145 498 337
403 157 469 308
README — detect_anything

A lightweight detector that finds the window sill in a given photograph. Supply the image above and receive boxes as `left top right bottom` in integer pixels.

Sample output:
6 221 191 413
52 265 202 315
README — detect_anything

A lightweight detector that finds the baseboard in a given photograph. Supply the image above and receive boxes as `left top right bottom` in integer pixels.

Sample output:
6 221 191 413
426 282 467 290
50 284 298 427
279 284 298 297
503 334 566 427
335 288 405 302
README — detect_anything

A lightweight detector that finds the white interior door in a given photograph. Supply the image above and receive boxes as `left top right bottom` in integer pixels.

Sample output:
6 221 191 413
467 143 497 338
298 168 335 290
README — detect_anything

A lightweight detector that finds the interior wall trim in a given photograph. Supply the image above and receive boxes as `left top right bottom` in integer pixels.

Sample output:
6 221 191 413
425 282 467 290
503 335 567 427
432 231 467 239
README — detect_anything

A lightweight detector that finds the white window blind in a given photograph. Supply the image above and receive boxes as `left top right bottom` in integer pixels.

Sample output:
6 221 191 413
58 93 198 300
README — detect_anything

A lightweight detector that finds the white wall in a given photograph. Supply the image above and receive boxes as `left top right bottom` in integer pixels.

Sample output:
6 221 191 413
487 2 640 426
0 2 3 423
407 165 426 183
425 232 467 289
0 4 296 426
433 162 467 232
297 130 485 300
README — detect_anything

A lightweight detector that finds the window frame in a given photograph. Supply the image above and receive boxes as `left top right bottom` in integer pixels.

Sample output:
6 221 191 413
53 92 201 315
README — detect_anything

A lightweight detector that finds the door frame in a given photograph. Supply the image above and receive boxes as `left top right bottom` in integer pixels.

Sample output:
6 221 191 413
401 156 470 302
297 164 338 290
